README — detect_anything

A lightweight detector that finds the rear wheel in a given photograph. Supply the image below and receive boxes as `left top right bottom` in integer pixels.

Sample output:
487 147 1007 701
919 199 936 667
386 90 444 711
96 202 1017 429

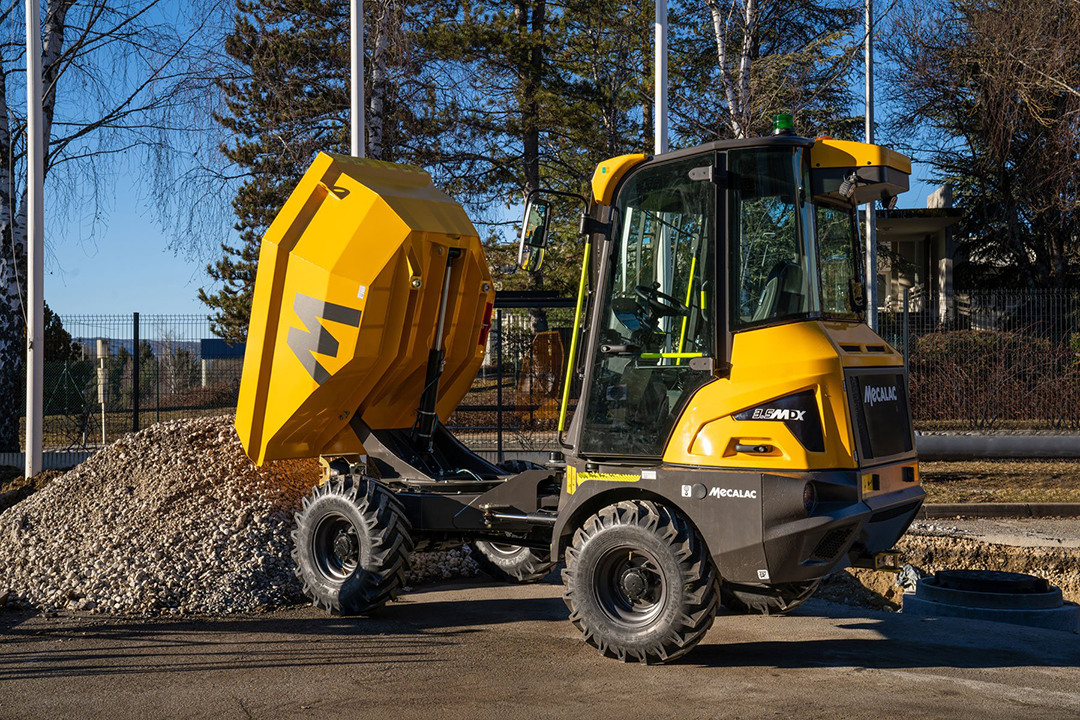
562 500 718 664
471 541 554 583
720 580 820 615
292 477 413 615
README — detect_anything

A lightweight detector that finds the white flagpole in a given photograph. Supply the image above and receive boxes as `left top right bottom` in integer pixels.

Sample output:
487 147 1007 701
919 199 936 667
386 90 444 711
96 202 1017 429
25 0 44 478
350 0 366 158
654 0 668 155
865 0 877 330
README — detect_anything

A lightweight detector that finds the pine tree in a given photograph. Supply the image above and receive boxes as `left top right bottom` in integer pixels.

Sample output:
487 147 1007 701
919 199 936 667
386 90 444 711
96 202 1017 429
200 0 350 341
201 0 436 340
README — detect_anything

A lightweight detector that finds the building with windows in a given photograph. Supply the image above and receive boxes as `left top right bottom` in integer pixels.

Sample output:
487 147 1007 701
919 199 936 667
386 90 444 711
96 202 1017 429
875 185 962 320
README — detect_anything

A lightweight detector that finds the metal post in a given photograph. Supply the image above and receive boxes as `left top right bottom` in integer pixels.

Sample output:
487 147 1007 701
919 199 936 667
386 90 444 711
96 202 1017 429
132 312 140 431
496 309 504 465
654 0 668 155
903 286 910 365
24 0 44 478
864 0 878 331
96 339 108 445
350 0 366 158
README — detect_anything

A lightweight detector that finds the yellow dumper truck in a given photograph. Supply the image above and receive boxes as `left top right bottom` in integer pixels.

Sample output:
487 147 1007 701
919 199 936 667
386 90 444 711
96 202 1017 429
236 118 923 663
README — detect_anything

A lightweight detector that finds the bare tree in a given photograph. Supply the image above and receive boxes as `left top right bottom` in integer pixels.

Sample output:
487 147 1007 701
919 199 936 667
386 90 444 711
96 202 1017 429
685 0 866 142
368 0 392 159
705 0 756 137
882 0 1080 287
0 0 219 451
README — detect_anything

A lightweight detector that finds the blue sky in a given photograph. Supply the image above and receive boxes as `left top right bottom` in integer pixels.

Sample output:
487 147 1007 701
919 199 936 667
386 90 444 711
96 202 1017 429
46 186 209 316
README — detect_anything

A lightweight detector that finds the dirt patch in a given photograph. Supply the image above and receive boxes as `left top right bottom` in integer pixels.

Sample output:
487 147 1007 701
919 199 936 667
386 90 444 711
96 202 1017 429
0 469 65 515
920 459 1080 503
817 568 905 611
828 531 1080 611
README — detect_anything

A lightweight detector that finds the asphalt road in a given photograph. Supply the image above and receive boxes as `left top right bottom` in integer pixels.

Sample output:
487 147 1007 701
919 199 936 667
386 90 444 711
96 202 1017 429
2 577 1078 719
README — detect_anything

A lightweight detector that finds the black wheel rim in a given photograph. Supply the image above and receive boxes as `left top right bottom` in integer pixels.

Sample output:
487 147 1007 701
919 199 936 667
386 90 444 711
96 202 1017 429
312 512 361 581
593 545 667 628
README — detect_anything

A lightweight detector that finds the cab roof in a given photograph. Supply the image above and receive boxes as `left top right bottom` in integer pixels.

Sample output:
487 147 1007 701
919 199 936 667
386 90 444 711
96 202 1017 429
591 136 912 207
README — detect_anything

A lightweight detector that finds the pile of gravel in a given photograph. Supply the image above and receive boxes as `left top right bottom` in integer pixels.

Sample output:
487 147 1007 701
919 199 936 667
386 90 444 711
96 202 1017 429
0 416 477 615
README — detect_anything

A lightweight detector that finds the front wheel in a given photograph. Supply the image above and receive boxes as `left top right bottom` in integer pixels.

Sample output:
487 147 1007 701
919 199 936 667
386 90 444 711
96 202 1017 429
292 477 413 615
562 500 718 664
471 541 554 583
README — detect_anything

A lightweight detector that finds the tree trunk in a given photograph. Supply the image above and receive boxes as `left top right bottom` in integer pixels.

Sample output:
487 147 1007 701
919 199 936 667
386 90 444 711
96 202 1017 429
368 0 391 159
0 196 28 452
705 0 752 138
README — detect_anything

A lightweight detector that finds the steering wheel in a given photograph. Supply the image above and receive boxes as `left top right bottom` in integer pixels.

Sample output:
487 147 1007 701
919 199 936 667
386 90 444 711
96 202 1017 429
635 283 688 319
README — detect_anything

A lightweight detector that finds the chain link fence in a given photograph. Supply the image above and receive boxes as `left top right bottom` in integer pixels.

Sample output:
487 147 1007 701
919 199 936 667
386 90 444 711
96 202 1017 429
17 288 1080 452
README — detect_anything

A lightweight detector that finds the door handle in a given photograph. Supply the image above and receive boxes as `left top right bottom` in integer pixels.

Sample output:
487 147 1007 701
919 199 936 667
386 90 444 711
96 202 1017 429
600 344 641 355
735 443 772 455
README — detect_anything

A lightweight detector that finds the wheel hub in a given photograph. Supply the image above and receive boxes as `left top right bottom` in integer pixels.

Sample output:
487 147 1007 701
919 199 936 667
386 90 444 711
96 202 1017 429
333 530 358 564
620 568 649 601
312 513 362 581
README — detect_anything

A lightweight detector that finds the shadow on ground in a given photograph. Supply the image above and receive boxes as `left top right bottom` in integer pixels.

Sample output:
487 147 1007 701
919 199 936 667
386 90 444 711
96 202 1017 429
685 600 1080 670
1 584 1077 684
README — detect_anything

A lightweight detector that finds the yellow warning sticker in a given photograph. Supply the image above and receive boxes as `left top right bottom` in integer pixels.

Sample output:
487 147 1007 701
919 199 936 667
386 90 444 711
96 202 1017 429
566 466 641 494
861 473 874 494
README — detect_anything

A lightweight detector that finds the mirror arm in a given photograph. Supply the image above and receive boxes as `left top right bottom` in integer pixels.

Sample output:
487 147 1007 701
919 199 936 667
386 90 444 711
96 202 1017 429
579 214 611 238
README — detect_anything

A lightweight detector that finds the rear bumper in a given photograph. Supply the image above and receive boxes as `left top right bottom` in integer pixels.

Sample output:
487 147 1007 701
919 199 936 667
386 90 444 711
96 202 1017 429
761 463 924 584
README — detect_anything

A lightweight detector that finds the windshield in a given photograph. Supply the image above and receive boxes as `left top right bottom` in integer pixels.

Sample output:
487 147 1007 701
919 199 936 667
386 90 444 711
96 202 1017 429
729 147 862 328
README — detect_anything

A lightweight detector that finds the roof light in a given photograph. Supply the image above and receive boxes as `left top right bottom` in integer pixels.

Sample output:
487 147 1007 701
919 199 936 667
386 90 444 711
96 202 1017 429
773 113 795 136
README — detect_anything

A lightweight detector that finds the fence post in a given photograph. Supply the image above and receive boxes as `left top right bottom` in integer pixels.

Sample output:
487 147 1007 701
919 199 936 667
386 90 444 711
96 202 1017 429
96 339 108 444
496 308 504 465
132 312 140 432
903 287 910 365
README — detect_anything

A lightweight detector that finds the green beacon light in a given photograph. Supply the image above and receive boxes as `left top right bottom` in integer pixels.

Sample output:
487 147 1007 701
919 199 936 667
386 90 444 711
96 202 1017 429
773 113 795 136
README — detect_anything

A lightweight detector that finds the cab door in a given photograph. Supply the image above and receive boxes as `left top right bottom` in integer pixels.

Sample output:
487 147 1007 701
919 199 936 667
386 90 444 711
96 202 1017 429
578 154 720 459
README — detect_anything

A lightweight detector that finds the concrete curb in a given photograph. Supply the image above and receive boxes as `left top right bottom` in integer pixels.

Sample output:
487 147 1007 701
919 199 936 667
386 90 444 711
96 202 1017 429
919 503 1080 518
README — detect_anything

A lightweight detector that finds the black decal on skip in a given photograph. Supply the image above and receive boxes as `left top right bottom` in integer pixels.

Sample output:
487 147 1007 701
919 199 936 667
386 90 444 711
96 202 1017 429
287 293 361 384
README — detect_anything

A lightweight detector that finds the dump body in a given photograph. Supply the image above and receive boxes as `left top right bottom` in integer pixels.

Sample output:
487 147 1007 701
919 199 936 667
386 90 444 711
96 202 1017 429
235 153 494 465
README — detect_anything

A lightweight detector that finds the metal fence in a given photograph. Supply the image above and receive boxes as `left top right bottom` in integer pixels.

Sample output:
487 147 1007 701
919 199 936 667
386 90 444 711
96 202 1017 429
447 295 577 461
21 313 242 450
21 296 580 455
17 288 1080 452
878 288 1080 431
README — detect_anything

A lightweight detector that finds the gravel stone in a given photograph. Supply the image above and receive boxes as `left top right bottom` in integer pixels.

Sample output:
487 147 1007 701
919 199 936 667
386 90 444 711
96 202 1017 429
0 415 479 615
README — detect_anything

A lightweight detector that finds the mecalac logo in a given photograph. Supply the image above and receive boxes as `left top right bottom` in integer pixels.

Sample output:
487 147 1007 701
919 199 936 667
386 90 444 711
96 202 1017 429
750 408 806 422
287 293 361 385
708 487 757 499
863 384 898 407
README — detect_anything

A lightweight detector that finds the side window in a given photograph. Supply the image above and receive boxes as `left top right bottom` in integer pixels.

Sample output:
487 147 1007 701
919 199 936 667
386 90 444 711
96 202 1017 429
580 156 716 458
817 204 861 317
730 148 820 328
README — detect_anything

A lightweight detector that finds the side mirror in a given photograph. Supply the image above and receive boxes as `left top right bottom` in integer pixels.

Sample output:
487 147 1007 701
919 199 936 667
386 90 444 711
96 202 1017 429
518 196 551 272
